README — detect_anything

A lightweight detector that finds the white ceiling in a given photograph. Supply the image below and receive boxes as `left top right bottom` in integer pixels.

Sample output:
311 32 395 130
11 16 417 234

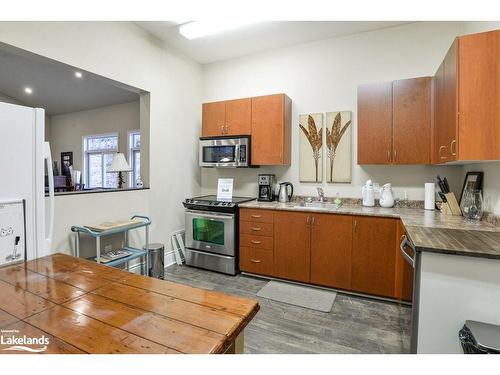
136 21 413 64
0 44 141 116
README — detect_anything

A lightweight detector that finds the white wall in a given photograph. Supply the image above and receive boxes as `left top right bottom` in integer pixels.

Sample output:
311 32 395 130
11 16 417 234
49 101 140 186
201 22 467 201
0 22 203 254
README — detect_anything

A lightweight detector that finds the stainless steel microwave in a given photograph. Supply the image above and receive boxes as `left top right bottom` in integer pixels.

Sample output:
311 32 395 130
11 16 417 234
199 136 251 168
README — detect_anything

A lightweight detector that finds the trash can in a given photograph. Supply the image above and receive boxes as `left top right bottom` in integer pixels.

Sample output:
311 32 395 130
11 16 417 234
144 243 165 279
459 320 500 354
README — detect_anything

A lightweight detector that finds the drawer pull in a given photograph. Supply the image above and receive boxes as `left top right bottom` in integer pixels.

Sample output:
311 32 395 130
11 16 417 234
250 240 262 244
250 227 262 231
250 259 261 263
251 214 262 218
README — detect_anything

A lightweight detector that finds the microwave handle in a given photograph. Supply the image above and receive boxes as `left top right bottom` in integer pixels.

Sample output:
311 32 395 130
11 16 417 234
234 144 240 164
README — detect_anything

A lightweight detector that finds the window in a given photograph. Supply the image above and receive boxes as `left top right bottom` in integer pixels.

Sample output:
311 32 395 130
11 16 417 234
128 131 141 187
83 134 119 189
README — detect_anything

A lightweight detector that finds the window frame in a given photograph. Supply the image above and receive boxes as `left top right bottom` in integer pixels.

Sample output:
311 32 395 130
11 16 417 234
127 130 141 188
82 132 119 189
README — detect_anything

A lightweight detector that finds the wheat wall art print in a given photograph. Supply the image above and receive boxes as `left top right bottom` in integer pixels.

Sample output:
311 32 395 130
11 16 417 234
299 113 323 182
326 111 352 183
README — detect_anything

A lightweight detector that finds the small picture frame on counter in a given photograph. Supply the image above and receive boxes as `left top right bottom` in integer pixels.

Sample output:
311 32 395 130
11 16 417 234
459 171 484 205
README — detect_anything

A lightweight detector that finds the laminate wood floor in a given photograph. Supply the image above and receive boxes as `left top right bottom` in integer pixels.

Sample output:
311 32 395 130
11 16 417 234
165 265 412 354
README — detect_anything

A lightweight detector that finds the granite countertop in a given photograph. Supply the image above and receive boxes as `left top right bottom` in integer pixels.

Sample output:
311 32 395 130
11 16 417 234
239 200 500 260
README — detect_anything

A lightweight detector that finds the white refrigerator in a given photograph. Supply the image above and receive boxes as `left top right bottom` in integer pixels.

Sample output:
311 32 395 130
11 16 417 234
0 102 54 266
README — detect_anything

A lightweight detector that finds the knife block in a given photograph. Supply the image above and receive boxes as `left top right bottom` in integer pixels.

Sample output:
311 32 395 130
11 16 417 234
443 192 462 216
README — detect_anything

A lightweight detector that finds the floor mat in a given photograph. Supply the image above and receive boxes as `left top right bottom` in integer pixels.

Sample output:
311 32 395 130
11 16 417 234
256 280 337 312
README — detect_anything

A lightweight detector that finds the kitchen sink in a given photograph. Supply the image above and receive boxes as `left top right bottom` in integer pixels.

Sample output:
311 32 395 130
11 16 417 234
295 201 341 210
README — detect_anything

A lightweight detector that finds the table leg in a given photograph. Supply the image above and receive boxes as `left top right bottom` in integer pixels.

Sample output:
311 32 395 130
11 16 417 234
225 331 244 354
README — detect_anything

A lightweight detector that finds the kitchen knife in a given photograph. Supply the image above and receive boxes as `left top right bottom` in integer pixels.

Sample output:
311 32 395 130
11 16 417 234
443 177 450 193
438 192 447 202
437 175 446 193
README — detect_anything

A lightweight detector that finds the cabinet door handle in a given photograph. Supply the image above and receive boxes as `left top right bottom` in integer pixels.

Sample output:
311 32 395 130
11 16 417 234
393 149 397 162
439 145 448 160
450 140 457 156
250 227 262 231
311 216 315 226
251 214 261 219
250 240 262 244
250 259 261 263
354 219 358 231
387 150 391 162
221 125 225 134
306 216 310 225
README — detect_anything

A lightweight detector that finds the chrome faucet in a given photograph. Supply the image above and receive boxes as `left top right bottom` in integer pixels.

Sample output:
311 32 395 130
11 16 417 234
317 187 327 202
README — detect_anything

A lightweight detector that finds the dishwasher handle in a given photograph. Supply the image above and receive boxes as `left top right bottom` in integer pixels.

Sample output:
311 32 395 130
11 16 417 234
400 235 415 268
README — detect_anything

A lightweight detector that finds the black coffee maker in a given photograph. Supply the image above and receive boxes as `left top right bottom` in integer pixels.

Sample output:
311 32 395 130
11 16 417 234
258 174 276 201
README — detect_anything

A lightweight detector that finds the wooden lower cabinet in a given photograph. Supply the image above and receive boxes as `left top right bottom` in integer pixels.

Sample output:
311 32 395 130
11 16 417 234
274 211 311 283
240 247 273 276
351 216 398 298
239 208 412 301
310 214 353 290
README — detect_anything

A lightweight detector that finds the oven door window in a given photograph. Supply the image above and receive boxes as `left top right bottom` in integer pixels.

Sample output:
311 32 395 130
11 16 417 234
192 218 225 245
203 146 235 163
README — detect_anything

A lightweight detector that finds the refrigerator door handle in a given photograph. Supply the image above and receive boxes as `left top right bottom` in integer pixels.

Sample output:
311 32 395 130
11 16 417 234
44 142 54 253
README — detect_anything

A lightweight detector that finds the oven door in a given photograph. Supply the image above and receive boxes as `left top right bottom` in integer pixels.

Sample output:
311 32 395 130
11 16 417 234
185 209 235 256
199 137 249 168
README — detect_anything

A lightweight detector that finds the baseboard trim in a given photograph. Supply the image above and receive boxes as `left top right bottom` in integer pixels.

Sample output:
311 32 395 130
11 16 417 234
164 250 176 267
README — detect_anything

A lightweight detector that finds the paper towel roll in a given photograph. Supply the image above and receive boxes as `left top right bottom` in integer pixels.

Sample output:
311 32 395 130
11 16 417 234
425 183 435 210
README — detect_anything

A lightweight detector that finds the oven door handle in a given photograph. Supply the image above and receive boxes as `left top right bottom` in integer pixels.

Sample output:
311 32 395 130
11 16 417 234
400 234 415 268
185 209 235 221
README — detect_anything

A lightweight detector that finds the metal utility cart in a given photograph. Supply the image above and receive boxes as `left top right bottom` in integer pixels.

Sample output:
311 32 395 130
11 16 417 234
71 215 151 275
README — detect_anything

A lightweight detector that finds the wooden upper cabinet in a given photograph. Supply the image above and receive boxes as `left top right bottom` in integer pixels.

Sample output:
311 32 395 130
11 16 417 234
225 98 251 136
351 216 397 298
201 94 291 165
202 101 225 137
392 77 432 164
433 30 500 163
274 211 311 283
357 82 393 164
251 94 291 165
434 39 458 163
458 30 500 160
358 78 432 165
310 214 352 290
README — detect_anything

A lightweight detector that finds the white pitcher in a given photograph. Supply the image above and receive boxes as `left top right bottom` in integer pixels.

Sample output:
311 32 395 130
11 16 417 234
379 183 395 208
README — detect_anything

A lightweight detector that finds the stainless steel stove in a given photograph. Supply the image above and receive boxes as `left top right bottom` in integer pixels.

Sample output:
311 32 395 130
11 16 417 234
182 195 255 275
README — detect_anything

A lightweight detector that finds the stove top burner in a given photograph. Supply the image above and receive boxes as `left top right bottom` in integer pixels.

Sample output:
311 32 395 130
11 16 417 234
183 195 255 212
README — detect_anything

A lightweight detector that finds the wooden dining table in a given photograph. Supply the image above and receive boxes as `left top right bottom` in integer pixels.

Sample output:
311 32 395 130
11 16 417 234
0 253 259 354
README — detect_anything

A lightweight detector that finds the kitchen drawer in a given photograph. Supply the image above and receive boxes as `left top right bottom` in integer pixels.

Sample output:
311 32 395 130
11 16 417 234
240 209 273 223
240 234 273 250
240 247 273 276
240 221 273 237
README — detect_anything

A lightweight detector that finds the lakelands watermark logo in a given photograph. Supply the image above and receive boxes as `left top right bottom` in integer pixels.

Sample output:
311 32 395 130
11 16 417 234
1 329 49 353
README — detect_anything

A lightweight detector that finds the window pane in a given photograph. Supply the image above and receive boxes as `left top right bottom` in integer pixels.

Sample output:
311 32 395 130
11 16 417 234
134 151 141 185
132 133 141 148
104 153 118 188
87 136 118 151
88 154 102 188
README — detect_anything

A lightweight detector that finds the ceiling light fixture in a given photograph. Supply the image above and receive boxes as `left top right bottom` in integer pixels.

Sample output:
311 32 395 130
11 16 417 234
74 71 83 78
179 21 258 40
24 87 33 95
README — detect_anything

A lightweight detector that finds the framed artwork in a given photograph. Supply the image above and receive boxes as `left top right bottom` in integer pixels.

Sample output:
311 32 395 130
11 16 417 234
61 152 73 177
325 111 352 183
459 171 484 205
299 113 323 183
